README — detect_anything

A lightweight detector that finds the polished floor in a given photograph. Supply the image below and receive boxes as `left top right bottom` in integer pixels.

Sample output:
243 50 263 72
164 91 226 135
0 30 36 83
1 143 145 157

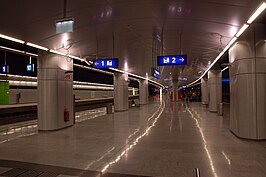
0 97 266 177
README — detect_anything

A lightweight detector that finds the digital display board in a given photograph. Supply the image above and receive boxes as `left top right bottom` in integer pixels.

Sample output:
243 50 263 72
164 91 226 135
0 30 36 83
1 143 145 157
1 65 9 74
157 55 187 66
151 67 161 79
92 58 119 69
27 64 34 72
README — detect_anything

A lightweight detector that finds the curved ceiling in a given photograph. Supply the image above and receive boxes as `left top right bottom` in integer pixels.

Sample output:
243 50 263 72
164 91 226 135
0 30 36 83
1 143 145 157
0 0 262 85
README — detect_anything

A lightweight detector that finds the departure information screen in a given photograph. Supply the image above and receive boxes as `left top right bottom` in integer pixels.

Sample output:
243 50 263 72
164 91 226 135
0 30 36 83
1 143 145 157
157 55 187 66
92 58 119 69
151 67 161 79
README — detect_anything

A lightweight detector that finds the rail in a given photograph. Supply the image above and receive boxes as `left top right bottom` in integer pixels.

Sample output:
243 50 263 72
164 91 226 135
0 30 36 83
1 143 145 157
0 95 139 125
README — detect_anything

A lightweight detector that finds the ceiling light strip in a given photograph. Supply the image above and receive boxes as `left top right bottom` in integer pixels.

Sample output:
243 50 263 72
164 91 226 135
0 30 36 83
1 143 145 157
74 64 114 75
236 24 249 37
26 42 48 51
0 46 39 57
186 1 266 87
0 34 25 44
221 66 229 72
67 55 84 62
109 68 164 88
0 46 25 54
247 2 266 24
49 49 66 56
0 33 86 63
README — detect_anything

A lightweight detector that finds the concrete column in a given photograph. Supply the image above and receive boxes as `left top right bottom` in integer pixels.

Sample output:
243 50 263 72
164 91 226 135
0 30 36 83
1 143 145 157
172 81 178 102
208 70 222 112
229 23 266 140
139 79 148 104
38 51 74 130
114 72 128 111
201 78 208 105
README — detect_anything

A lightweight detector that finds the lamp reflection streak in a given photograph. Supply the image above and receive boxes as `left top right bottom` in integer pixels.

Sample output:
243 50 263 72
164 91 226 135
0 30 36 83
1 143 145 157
187 107 218 177
101 101 165 173
222 151 231 166
85 147 115 170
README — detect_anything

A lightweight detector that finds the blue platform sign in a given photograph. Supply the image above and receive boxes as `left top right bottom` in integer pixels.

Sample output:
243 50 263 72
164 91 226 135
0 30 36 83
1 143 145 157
1 65 9 74
151 67 161 79
92 58 119 69
157 55 187 66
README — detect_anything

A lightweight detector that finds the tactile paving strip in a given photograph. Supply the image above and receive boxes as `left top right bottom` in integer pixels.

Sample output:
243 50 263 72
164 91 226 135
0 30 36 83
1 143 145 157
0 159 152 177
0 168 26 177
37 172 59 177
16 170 42 177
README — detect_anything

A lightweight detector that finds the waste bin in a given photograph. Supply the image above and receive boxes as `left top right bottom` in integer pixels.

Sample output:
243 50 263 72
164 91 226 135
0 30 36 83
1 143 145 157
218 103 223 116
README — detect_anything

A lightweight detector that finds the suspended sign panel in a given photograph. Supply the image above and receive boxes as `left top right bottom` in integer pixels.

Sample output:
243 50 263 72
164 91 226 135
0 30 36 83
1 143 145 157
1 65 9 74
27 64 34 72
56 18 74 34
151 67 161 79
157 55 187 66
92 58 119 69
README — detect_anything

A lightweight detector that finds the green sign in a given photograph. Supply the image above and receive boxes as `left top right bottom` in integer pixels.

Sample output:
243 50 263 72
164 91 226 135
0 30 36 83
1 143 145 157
0 81 9 104
27 64 34 72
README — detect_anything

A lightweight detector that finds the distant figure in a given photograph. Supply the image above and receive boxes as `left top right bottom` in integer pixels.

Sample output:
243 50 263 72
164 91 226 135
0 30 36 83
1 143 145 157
16 92 21 104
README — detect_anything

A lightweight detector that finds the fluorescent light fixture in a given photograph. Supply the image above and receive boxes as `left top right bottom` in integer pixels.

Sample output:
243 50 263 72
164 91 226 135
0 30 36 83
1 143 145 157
227 37 237 48
222 66 229 72
84 60 92 66
49 49 66 56
74 63 114 75
26 42 48 51
247 2 266 24
67 55 84 61
0 34 25 44
236 24 249 37
223 45 230 53
25 52 38 57
109 68 164 88
0 46 25 54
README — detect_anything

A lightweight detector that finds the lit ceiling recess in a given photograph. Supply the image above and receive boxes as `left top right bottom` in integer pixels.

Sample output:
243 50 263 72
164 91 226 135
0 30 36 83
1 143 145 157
186 1 266 88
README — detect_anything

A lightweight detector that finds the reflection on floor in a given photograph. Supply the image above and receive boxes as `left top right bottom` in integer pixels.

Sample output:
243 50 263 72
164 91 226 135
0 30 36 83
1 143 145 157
0 108 106 145
0 98 266 177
